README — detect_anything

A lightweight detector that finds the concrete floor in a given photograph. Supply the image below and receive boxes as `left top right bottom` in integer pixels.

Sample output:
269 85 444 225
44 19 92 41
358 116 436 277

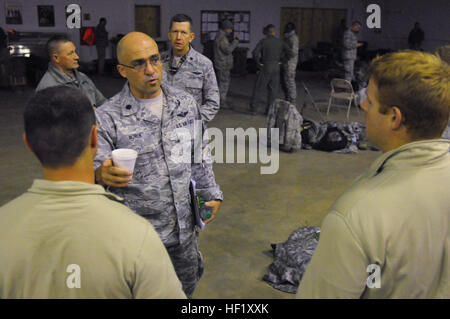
0 70 380 299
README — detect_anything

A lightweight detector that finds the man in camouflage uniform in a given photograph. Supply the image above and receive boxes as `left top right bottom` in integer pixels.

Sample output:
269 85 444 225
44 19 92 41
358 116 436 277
281 22 299 104
36 35 106 108
341 21 363 82
162 14 219 123
94 32 223 298
213 19 239 109
250 24 294 115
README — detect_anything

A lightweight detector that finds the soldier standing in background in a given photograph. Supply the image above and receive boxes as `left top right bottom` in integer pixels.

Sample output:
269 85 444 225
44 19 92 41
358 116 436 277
250 24 294 115
341 21 363 82
408 22 425 50
162 14 219 122
0 27 12 87
36 35 106 108
281 22 299 104
95 17 108 75
213 19 239 110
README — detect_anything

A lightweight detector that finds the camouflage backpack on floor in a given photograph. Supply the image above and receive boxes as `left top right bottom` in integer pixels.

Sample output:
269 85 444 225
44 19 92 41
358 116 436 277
267 99 303 152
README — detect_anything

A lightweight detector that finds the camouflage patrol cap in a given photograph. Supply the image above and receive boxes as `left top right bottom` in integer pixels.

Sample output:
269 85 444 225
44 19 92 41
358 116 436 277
220 19 233 30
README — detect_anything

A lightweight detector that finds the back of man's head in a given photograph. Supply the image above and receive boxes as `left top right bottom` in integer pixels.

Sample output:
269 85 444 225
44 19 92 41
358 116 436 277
99 17 107 24
170 13 193 30
284 22 296 34
220 19 233 31
368 50 450 140
46 35 70 60
24 86 96 168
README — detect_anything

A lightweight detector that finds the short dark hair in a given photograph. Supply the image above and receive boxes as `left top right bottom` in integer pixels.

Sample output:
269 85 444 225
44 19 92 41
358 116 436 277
284 22 296 34
24 86 96 168
220 19 233 31
266 24 276 34
352 20 362 27
100 17 107 24
46 35 70 59
170 14 193 31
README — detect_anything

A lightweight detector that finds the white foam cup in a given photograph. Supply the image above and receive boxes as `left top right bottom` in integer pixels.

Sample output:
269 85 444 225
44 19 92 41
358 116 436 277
111 149 138 173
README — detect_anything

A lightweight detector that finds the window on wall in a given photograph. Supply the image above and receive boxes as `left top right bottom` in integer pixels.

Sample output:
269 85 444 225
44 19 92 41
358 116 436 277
200 11 250 44
135 5 161 38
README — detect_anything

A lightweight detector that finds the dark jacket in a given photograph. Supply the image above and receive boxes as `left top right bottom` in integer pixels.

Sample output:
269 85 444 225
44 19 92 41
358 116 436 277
252 35 294 66
95 24 109 47
36 63 106 107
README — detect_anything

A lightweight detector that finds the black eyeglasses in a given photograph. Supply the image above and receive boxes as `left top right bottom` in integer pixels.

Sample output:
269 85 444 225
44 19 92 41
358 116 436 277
118 55 161 72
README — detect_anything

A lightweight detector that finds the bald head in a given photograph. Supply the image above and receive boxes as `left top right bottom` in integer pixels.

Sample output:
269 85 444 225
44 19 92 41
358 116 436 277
116 31 163 99
117 32 158 64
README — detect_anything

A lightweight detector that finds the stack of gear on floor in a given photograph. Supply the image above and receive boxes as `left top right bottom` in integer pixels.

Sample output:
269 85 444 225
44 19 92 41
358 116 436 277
267 99 369 154
301 118 368 153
